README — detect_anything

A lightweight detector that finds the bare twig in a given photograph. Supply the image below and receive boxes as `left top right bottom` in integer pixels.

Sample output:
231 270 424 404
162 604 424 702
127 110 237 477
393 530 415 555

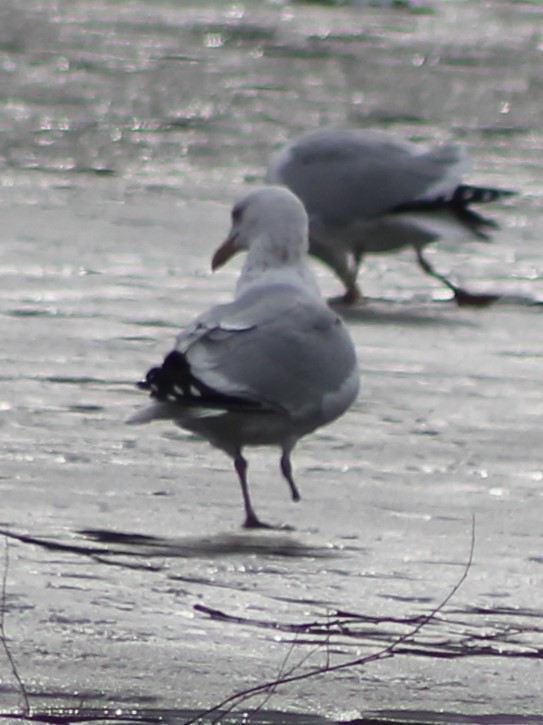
1 537 30 715
184 519 476 725
213 634 299 724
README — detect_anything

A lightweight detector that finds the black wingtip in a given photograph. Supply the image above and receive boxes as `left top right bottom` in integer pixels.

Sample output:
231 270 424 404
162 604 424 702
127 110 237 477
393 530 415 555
135 350 264 411
454 184 517 205
136 365 163 392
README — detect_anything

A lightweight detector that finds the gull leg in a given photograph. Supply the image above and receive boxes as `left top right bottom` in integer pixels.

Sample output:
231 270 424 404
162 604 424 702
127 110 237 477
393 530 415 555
414 246 498 307
338 251 363 304
311 238 363 304
345 250 364 303
234 454 268 528
415 245 458 295
280 450 301 502
341 265 362 304
336 253 362 305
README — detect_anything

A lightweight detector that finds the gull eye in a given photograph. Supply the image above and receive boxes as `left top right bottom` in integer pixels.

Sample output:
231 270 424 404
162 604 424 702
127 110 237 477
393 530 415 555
231 204 243 223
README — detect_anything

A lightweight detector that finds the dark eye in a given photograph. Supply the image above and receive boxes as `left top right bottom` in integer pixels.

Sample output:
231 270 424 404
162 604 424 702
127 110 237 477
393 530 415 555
232 204 243 223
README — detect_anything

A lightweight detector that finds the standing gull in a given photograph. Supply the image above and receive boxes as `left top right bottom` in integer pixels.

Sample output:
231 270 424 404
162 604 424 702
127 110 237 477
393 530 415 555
128 186 360 528
266 128 515 304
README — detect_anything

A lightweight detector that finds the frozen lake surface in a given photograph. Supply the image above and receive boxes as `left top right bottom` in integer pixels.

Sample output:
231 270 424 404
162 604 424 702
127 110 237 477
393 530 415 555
0 1 542 723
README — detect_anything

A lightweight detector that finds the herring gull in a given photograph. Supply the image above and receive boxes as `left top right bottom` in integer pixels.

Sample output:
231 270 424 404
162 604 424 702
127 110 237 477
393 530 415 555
128 186 360 528
266 128 515 304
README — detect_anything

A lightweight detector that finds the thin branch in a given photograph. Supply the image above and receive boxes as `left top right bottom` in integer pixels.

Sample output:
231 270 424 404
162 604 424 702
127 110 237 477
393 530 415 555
216 634 300 725
1 537 30 715
183 518 476 725
0 711 161 723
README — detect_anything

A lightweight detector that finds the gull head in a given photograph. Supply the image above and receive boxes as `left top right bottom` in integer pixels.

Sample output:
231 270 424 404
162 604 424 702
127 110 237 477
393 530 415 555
212 186 309 271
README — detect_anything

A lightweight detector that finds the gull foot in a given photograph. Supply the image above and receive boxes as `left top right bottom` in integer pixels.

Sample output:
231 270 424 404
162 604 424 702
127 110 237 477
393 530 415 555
328 291 365 306
243 514 294 531
243 514 273 529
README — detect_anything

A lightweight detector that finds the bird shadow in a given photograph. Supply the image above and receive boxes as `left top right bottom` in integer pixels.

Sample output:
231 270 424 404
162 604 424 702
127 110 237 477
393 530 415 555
330 292 543 328
330 298 477 328
79 527 333 559
0 526 334 564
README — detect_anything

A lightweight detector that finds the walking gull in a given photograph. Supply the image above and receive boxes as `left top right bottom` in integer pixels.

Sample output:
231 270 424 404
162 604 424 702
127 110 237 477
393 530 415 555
128 186 360 528
266 128 515 305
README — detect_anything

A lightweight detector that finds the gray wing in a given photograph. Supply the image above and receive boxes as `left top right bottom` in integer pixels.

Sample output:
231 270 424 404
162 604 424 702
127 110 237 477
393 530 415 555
266 129 470 225
177 283 359 422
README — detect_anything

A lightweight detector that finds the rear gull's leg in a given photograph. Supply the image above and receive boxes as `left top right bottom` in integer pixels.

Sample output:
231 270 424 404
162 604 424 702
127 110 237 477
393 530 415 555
415 245 458 295
234 453 269 529
280 449 301 502
335 253 362 305
341 250 364 305
310 236 362 305
414 246 498 307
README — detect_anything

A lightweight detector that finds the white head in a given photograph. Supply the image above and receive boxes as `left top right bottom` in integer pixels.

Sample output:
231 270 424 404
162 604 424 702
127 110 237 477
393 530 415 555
212 186 310 273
